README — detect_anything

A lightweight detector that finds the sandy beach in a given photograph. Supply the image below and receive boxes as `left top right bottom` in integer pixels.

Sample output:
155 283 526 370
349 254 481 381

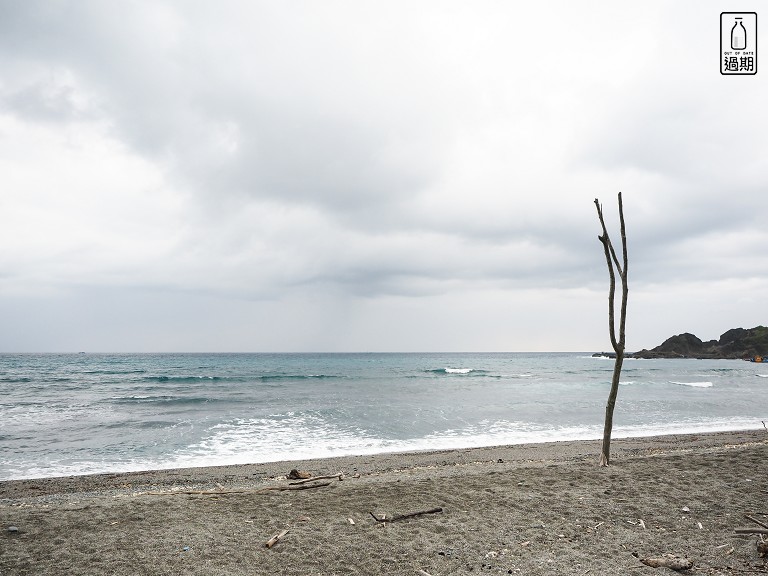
2 430 767 575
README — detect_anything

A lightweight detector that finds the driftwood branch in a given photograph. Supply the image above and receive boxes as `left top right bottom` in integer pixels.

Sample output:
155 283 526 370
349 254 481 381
595 192 629 467
639 556 693 571
734 528 768 534
265 529 289 548
142 481 332 496
289 473 343 485
256 481 333 492
745 515 768 529
369 507 443 523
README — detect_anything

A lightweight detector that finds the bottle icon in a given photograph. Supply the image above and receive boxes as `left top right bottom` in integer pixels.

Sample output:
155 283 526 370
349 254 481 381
731 18 747 50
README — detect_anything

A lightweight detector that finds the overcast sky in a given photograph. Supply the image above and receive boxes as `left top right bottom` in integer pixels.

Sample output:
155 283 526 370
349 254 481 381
0 1 766 352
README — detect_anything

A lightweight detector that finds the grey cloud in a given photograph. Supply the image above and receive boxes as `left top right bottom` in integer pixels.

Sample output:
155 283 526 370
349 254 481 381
2 78 83 123
0 2 440 217
2 1 767 352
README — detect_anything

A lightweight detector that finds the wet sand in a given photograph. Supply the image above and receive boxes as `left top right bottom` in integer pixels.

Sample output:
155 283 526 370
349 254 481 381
2 430 768 575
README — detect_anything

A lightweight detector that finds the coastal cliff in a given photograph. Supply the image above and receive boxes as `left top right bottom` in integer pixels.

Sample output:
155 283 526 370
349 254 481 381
631 326 768 359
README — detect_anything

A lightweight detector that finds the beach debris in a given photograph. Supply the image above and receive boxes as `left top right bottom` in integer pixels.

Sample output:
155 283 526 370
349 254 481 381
638 519 646 530
289 472 344 485
260 481 333 493
7 526 19 533
296 515 310 522
265 529 289 548
347 518 355 525
745 514 768 529
593 192 630 467
141 481 332 496
638 555 693 571
369 507 443 523
417 570 435 576
757 535 768 557
287 469 312 480
182 546 191 552
681 506 690 513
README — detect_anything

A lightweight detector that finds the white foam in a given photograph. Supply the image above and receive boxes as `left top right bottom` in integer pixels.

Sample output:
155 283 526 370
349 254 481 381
669 381 714 388
6 415 768 481
445 368 472 374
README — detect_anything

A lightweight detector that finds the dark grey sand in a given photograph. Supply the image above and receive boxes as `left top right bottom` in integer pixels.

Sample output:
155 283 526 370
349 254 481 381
2 430 767 575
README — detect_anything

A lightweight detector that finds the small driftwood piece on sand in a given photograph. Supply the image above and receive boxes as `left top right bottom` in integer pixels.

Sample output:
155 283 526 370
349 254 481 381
265 529 289 548
255 481 333 493
639 555 693 571
745 514 768 529
734 528 768 535
289 472 344 485
369 507 443 523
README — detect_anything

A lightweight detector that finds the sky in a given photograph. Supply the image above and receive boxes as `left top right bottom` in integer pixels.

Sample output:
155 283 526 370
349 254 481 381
0 1 766 352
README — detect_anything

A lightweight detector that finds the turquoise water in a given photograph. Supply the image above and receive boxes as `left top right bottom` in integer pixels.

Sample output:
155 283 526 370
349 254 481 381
1 352 766 480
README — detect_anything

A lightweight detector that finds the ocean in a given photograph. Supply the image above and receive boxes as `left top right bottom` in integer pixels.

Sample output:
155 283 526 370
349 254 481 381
1 352 766 481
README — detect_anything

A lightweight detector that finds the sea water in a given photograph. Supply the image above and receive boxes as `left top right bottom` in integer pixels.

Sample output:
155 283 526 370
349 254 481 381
1 352 766 480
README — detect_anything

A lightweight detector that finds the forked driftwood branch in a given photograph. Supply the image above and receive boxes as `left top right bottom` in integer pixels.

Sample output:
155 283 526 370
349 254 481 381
594 193 629 467
369 507 443 523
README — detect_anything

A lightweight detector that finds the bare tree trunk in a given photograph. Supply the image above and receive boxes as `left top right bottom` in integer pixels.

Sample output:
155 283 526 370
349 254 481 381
594 193 628 467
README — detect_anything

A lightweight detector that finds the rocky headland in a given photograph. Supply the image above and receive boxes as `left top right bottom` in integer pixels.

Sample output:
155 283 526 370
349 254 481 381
630 326 768 359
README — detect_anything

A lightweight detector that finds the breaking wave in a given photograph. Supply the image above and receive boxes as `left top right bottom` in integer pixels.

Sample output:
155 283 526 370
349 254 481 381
669 381 714 388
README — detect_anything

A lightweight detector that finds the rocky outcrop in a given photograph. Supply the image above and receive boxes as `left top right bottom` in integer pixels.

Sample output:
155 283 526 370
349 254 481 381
631 326 768 359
